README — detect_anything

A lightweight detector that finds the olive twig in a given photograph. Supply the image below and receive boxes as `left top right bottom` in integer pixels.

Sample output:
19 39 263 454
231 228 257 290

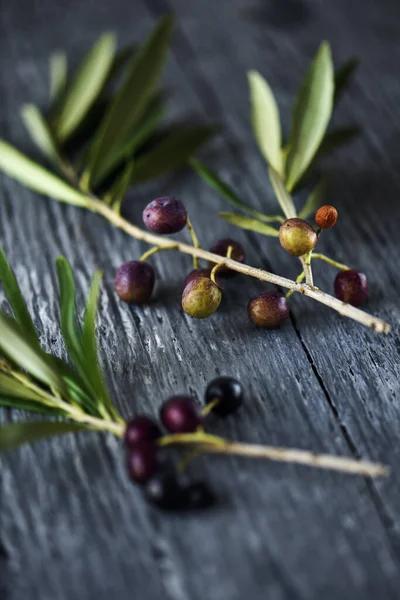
312 253 351 271
186 216 200 269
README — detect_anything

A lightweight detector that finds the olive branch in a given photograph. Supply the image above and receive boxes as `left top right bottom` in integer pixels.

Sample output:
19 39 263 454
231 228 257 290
0 21 389 333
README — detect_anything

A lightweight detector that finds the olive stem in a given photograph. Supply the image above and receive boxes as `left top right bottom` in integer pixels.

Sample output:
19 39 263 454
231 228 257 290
186 216 200 269
157 431 388 477
139 243 178 262
197 442 389 477
286 271 305 299
210 244 233 284
81 198 390 333
312 253 351 271
300 252 314 286
202 398 220 416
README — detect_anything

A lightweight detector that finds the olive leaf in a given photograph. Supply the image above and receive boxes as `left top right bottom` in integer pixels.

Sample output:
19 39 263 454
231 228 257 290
0 372 45 404
0 245 40 346
189 159 282 223
0 140 88 207
132 125 216 183
0 312 64 395
268 166 297 219
21 104 61 165
49 51 68 103
0 420 88 453
219 212 279 237
86 16 173 184
248 70 282 174
91 93 165 187
298 178 327 219
317 125 360 158
107 161 135 213
334 58 359 106
56 33 117 141
285 42 334 192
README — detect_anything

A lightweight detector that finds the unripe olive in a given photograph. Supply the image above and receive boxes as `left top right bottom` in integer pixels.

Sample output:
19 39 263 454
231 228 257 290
334 270 368 306
278 218 317 256
143 197 187 234
315 205 338 229
208 239 245 278
248 292 289 329
115 261 155 304
182 277 222 319
183 268 221 289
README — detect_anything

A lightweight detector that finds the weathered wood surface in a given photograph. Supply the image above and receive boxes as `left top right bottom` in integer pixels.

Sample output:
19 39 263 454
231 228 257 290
0 0 399 598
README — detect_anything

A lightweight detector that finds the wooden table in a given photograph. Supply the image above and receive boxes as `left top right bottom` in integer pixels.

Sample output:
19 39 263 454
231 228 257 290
1 1 399 598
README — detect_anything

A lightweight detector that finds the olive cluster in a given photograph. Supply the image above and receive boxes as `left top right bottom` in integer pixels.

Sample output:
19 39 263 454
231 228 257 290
115 198 368 329
124 377 243 510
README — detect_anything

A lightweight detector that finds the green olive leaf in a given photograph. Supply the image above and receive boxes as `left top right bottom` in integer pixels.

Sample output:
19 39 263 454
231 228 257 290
21 104 61 165
298 178 327 219
268 166 297 219
189 159 283 223
132 125 215 183
56 33 116 141
285 42 334 192
86 16 173 184
49 51 68 104
248 70 282 174
0 372 44 403
0 312 64 394
0 420 88 453
0 140 88 207
334 58 359 106
219 212 279 237
0 245 40 346
107 161 135 213
91 93 165 187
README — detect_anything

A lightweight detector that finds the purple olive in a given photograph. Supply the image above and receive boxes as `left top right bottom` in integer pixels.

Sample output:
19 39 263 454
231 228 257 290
208 239 245 278
160 396 203 433
115 261 155 304
334 270 368 306
143 197 187 234
248 292 289 329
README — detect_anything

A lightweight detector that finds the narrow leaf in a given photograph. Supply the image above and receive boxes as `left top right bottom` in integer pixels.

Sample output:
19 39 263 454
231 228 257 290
57 33 116 141
248 70 282 174
0 420 87 453
92 93 165 187
86 16 173 183
317 125 360 158
0 397 66 416
0 246 40 346
0 312 64 394
219 213 279 237
285 42 334 192
298 178 327 219
334 58 359 106
268 166 297 218
82 270 113 411
21 105 61 164
0 140 88 206
190 159 281 223
56 258 107 417
50 51 67 103
0 372 44 403
132 125 215 183
108 161 135 213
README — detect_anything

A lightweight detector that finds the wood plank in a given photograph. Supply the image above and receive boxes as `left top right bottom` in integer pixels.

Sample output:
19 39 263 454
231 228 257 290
0 1 399 599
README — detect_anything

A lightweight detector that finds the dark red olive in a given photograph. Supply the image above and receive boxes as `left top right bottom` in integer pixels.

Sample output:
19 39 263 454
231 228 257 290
124 416 162 449
160 396 203 433
334 270 368 306
208 239 245 278
143 197 187 234
127 443 159 485
115 261 155 304
248 292 289 329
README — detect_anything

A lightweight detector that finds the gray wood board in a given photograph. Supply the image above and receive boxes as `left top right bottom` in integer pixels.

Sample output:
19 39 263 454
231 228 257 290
0 1 399 599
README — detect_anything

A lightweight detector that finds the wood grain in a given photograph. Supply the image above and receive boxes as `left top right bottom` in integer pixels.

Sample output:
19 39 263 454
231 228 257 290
0 1 399 599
